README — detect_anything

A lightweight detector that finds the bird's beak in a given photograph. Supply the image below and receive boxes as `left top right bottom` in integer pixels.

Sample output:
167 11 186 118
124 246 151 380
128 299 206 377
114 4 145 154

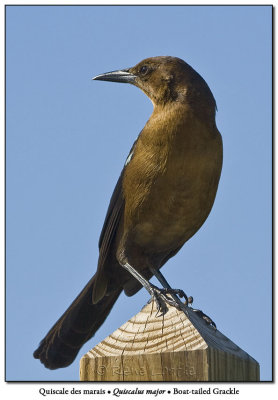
92 68 136 84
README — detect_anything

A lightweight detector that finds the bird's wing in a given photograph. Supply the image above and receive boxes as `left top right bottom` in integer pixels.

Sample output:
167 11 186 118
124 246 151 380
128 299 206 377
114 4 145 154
92 171 125 303
98 170 125 258
98 139 138 254
93 142 138 303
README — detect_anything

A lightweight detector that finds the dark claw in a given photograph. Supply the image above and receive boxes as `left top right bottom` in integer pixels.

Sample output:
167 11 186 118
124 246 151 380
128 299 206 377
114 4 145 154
160 288 189 305
154 293 168 316
149 285 186 316
148 285 168 316
192 308 217 329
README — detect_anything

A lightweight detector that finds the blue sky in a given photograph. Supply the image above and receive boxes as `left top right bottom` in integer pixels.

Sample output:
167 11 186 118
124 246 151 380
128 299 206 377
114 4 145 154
6 5 272 381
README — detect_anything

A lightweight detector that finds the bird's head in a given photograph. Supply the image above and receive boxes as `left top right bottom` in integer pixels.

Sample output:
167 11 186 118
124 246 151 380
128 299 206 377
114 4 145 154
93 56 216 113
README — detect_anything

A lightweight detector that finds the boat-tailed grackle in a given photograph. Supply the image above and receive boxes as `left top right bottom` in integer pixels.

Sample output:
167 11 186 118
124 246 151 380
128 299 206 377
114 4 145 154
33 56 223 369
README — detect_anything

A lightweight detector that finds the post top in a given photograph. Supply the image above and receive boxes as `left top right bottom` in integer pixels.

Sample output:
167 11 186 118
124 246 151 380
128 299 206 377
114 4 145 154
83 300 257 363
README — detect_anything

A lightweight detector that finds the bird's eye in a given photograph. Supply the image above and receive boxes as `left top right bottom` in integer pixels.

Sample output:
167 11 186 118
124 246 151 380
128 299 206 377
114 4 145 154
139 65 149 75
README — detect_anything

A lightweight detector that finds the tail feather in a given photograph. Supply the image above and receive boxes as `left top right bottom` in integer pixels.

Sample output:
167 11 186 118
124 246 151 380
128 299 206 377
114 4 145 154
33 275 122 369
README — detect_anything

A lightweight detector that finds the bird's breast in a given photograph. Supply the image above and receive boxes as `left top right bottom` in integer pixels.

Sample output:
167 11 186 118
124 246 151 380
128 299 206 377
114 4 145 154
122 113 223 253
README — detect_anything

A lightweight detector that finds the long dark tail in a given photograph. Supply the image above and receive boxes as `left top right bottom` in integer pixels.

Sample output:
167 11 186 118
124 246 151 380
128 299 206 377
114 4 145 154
33 275 122 370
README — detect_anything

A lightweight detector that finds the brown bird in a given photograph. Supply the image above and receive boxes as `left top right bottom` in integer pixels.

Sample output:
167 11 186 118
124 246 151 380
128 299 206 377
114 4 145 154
33 56 223 369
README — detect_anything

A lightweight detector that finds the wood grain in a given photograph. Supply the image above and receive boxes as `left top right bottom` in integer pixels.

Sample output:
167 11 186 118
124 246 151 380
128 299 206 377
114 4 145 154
80 300 259 381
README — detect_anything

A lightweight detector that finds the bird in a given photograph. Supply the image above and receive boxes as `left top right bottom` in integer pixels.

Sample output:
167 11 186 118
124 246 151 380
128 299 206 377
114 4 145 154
33 56 223 370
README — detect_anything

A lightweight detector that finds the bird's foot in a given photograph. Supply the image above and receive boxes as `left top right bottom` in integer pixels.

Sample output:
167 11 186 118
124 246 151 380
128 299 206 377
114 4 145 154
160 288 191 306
148 285 191 316
191 308 217 329
147 285 177 316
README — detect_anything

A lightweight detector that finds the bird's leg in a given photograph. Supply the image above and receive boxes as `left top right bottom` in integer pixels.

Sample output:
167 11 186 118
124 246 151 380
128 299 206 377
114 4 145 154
149 267 191 306
150 268 216 328
121 262 181 315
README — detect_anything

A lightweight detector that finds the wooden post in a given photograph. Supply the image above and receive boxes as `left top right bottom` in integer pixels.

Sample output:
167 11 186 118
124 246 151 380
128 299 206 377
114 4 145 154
80 300 259 381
